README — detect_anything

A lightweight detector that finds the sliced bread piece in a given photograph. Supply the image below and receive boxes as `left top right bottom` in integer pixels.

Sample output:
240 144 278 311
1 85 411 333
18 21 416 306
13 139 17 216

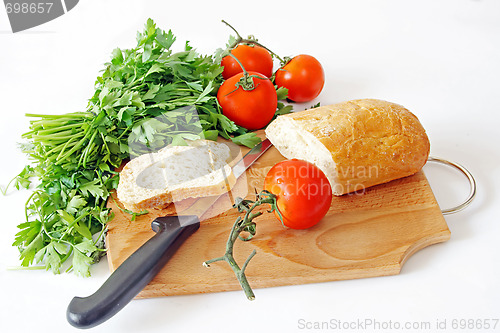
265 99 430 195
117 140 236 212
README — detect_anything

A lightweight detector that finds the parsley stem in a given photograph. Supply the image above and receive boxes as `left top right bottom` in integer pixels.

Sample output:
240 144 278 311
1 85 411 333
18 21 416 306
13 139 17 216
24 190 40 222
25 112 92 119
33 132 84 141
79 130 98 167
32 123 85 135
58 212 90 241
45 134 80 159
92 223 108 249
100 132 111 155
60 246 74 264
0 179 13 195
56 128 93 164
7 265 47 271
55 134 81 161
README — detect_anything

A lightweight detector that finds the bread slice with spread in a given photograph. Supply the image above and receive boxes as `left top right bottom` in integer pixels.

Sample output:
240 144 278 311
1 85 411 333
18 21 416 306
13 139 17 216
117 140 236 212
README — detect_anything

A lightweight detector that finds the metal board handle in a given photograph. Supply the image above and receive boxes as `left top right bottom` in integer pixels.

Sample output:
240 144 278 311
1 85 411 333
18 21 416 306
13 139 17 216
427 156 477 215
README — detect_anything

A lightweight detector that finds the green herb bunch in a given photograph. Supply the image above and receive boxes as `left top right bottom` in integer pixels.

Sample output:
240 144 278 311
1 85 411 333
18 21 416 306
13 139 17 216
11 19 264 276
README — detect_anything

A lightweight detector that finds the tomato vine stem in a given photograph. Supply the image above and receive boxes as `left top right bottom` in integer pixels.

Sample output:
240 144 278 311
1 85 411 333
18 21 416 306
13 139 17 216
221 20 285 93
221 20 286 66
223 52 270 94
203 190 282 300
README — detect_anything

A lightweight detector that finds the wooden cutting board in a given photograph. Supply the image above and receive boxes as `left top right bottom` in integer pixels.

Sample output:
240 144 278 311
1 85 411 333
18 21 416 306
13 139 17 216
106 131 450 299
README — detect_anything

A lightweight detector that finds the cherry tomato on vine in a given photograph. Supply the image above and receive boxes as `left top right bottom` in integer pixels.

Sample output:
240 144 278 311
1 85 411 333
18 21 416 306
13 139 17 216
221 44 274 80
274 54 325 103
217 71 277 130
264 159 332 229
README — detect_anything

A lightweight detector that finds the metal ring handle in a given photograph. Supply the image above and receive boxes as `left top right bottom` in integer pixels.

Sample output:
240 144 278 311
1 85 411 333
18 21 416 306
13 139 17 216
427 156 477 215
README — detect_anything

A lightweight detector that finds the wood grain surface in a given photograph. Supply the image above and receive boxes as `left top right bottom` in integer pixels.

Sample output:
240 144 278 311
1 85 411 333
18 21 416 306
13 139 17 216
106 131 450 298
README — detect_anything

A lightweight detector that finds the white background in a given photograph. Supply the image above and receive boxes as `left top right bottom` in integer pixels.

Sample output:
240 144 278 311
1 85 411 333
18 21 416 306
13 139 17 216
1 0 499 332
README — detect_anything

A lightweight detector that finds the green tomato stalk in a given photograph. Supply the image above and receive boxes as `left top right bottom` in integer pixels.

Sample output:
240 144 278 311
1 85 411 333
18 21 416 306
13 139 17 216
221 20 286 65
203 190 281 300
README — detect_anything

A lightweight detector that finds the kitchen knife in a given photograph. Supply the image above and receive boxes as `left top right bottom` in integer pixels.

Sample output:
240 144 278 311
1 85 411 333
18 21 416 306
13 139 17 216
67 139 272 329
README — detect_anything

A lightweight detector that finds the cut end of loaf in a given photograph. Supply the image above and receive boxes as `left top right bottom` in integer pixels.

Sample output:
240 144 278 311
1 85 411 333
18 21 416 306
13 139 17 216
265 116 344 195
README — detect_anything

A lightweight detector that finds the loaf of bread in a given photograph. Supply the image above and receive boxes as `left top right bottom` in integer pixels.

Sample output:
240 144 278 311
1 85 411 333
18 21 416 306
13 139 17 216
117 140 236 212
265 99 430 195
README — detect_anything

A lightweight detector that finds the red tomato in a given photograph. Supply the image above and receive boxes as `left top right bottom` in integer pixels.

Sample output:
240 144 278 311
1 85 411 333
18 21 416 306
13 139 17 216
221 44 273 80
217 71 277 130
264 159 332 229
274 54 325 103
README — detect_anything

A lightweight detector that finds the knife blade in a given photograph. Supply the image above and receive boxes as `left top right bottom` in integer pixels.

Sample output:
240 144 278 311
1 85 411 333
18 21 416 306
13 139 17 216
67 138 272 329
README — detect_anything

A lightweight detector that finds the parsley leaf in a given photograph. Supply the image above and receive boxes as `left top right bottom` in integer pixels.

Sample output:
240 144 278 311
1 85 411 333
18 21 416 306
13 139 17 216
231 132 262 148
66 195 87 215
72 248 94 277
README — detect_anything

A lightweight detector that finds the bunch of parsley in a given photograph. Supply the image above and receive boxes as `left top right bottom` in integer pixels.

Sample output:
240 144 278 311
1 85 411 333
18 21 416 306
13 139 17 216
11 19 275 276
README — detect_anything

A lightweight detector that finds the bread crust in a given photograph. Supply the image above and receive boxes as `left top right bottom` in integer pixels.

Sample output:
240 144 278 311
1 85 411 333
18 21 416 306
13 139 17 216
119 174 236 212
267 99 430 195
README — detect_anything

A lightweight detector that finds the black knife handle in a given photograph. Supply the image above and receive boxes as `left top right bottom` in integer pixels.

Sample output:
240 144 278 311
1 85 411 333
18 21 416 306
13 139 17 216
67 215 200 329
